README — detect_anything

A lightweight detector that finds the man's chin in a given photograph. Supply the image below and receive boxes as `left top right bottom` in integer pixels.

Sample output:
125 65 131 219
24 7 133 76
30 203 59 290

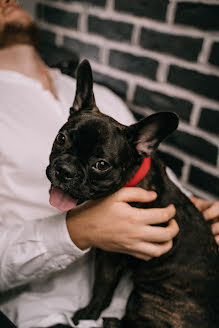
4 7 33 25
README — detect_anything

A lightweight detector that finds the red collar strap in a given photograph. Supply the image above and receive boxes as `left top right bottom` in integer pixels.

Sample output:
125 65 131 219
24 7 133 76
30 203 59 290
125 157 151 187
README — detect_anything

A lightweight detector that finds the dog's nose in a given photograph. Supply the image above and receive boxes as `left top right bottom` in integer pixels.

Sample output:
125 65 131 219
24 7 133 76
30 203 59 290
55 164 73 181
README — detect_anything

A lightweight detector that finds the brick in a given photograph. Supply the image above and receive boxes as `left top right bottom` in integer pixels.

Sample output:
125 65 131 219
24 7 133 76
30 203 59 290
93 71 128 99
166 130 218 166
189 166 219 197
140 28 203 62
39 41 79 76
168 65 219 102
114 0 169 22
37 4 78 29
61 0 106 6
209 42 219 68
109 50 158 80
88 16 133 42
157 150 184 178
64 36 100 61
36 3 44 19
198 108 219 136
175 3 219 31
133 86 192 122
39 28 56 45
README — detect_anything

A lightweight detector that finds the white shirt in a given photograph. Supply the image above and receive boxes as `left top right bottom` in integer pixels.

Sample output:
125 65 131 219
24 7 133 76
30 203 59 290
0 68 188 328
0 68 137 328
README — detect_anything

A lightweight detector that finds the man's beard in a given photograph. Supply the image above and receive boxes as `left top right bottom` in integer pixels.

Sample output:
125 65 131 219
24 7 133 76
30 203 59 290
0 21 40 49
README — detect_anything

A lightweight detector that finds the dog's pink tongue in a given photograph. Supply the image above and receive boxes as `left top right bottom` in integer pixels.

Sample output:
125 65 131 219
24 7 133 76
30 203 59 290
49 187 78 211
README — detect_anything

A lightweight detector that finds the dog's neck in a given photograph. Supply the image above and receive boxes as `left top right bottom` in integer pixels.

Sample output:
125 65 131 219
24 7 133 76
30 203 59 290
132 155 168 206
125 157 151 187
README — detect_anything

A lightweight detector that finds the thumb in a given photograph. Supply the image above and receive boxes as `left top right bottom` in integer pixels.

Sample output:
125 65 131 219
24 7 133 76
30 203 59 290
113 187 157 203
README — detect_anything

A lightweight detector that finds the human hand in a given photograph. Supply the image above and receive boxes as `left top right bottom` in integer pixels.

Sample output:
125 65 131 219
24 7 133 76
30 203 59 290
66 187 178 261
190 196 219 245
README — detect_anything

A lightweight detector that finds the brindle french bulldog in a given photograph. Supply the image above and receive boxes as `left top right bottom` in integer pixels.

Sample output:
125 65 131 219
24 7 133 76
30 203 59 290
46 60 219 328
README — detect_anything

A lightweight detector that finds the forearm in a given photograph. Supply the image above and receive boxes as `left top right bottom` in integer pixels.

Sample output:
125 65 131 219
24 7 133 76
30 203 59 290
0 213 88 292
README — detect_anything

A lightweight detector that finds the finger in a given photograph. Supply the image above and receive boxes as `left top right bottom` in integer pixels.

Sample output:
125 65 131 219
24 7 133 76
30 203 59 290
190 196 213 212
142 219 179 242
113 187 157 203
129 240 173 260
203 202 219 221
134 204 176 225
211 221 219 236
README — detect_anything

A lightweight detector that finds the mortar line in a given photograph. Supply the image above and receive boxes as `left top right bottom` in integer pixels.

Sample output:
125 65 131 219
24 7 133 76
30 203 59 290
156 62 169 83
166 0 177 25
189 102 201 127
198 37 213 64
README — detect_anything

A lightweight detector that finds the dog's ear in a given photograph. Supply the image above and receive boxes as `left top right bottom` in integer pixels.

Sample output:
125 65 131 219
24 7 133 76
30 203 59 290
126 112 179 157
70 59 99 115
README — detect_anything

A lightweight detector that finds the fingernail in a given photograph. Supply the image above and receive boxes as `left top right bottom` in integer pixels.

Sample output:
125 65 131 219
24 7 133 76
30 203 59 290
147 191 157 198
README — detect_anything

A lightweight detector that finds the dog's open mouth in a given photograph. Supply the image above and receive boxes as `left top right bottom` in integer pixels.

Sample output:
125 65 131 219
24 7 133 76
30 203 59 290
49 186 78 212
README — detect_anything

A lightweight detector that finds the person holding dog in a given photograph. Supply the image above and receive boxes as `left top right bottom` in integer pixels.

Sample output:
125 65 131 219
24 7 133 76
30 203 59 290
0 1 218 327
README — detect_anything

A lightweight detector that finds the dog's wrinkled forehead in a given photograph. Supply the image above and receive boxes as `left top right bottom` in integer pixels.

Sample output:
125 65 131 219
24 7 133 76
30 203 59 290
60 111 124 157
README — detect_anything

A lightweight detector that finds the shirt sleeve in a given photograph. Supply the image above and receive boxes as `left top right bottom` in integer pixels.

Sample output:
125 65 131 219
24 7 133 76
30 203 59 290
0 213 89 292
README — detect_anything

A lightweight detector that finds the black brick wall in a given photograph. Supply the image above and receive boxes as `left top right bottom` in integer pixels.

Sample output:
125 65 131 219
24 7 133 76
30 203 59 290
189 167 219 197
34 0 219 199
38 28 55 45
166 131 218 166
37 4 78 29
198 108 219 136
175 3 219 31
140 28 203 62
133 86 193 122
168 66 219 102
109 50 158 79
114 0 169 21
64 36 100 61
93 71 128 99
88 16 133 42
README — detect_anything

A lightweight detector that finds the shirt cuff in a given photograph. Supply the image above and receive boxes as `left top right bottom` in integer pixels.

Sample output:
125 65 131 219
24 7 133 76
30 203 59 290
37 213 91 259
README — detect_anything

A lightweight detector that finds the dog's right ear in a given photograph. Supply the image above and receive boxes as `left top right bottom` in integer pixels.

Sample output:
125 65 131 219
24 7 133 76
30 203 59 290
70 59 99 115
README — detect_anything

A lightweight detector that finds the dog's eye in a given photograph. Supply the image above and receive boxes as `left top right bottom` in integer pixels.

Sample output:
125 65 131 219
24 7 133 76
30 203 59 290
56 133 65 145
93 160 110 172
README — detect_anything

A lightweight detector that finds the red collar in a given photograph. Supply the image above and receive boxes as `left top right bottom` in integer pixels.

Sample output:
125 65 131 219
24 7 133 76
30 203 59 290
125 157 151 187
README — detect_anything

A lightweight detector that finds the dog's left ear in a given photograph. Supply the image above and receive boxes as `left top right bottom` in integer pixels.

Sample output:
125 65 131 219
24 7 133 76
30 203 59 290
70 59 99 115
126 112 179 157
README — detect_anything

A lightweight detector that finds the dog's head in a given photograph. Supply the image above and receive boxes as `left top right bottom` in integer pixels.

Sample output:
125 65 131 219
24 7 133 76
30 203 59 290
46 60 178 211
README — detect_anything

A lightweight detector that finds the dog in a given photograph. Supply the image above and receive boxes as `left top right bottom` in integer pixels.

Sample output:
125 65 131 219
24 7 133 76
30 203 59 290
46 60 219 328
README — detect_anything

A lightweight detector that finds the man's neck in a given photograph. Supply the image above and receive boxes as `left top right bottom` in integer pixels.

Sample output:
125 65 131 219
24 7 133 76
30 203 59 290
0 44 57 98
